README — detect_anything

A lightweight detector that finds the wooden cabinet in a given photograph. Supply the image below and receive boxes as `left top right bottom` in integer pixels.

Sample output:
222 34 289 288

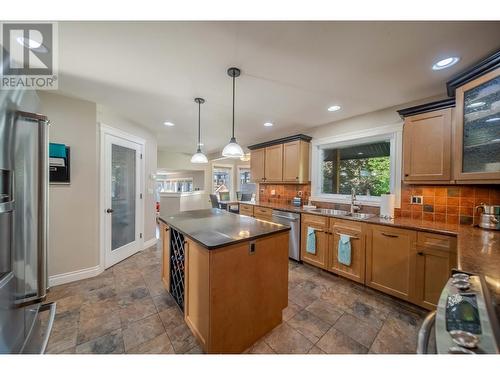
160 222 171 291
264 144 283 182
300 214 329 268
283 140 310 183
366 225 417 301
454 67 500 183
403 108 452 182
414 232 457 309
250 148 265 183
184 232 288 353
326 219 366 284
239 203 254 217
248 135 311 184
253 206 272 221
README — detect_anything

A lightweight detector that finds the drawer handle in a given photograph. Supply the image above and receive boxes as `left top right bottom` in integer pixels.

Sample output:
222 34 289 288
335 232 359 239
417 252 424 256
381 232 399 238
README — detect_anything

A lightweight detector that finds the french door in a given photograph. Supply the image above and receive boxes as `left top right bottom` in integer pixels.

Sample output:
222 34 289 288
102 131 143 268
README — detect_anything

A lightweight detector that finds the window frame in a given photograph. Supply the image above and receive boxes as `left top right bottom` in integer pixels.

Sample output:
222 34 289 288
310 123 403 207
212 163 234 197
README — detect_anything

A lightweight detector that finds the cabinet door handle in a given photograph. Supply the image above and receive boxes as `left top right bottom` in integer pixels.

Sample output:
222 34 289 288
404 174 409 177
417 252 424 256
381 232 399 238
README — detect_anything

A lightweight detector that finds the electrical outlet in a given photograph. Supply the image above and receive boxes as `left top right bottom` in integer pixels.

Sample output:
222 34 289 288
271 189 276 196
411 195 423 204
297 190 303 197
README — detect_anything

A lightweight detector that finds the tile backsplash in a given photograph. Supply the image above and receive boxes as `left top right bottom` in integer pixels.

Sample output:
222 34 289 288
258 183 311 205
396 185 500 224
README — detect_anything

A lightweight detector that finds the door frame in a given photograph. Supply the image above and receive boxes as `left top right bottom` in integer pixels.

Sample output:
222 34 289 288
211 163 234 199
99 123 146 270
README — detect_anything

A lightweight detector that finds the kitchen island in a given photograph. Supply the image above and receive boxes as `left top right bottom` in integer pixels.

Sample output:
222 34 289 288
159 209 290 353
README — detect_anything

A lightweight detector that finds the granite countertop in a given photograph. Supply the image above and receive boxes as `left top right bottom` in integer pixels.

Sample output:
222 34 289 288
246 201 500 281
159 208 290 250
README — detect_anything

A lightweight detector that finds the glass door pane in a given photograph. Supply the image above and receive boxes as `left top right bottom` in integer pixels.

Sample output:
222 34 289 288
111 144 136 251
462 76 500 173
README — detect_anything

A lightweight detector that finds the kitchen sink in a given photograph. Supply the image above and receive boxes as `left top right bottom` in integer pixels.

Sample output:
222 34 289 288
306 208 349 216
304 208 375 220
347 212 376 220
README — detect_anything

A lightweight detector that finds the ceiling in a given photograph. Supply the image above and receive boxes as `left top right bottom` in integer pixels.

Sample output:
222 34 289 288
56 21 500 153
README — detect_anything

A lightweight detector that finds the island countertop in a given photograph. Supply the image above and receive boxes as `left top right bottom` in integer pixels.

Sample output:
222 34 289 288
158 208 290 249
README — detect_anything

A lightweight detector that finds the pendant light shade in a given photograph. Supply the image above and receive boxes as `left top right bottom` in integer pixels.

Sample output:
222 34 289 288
191 97 208 164
222 67 244 158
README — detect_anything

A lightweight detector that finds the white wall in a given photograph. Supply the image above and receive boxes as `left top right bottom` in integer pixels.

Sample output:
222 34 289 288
97 106 158 243
158 170 206 191
38 92 100 279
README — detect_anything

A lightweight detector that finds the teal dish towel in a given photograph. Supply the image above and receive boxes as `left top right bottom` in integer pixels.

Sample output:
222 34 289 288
338 234 351 266
306 227 316 254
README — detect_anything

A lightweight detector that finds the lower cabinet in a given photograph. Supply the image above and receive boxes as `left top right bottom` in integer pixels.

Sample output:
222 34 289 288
253 206 273 221
300 214 329 268
239 203 254 217
414 232 457 310
366 225 417 302
326 219 366 284
300 214 457 310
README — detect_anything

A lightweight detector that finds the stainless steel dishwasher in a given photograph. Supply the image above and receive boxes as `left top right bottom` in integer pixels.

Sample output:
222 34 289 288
271 210 300 261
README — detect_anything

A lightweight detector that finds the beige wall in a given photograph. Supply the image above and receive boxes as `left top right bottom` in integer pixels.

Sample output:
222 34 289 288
39 91 99 277
157 170 206 191
97 106 158 243
38 93 157 283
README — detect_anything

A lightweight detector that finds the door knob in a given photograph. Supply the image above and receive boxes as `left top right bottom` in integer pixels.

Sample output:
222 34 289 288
106 208 114 213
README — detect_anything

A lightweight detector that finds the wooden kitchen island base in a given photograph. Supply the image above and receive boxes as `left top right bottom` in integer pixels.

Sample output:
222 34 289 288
185 231 289 353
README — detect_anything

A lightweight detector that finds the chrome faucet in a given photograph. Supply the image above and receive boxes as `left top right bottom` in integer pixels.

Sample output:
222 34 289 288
350 187 361 214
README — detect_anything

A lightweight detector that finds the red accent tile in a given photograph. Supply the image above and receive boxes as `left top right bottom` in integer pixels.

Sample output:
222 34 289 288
447 197 459 206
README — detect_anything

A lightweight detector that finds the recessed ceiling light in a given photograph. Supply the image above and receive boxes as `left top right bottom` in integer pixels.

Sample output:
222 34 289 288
432 57 460 70
198 142 204 146
486 117 500 123
467 101 485 109
163 121 175 127
264 122 273 127
357 152 364 155
328 105 341 112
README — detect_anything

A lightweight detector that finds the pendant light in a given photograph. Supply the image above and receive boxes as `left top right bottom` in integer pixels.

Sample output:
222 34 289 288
222 67 244 158
190 97 208 164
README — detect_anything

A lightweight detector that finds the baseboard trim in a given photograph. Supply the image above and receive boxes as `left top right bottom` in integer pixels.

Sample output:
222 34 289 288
48 265 103 287
142 238 158 250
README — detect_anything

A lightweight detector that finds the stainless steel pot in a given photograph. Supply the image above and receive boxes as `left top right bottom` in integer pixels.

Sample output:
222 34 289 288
475 204 500 230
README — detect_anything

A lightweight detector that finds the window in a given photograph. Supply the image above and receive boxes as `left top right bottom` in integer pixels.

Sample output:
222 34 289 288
311 125 402 206
157 178 193 193
213 166 232 194
321 141 391 196
237 167 256 196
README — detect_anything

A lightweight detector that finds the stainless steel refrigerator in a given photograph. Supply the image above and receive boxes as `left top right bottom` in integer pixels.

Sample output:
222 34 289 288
0 87 56 354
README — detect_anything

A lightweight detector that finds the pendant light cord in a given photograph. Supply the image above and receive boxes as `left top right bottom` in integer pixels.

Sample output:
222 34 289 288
198 100 201 150
232 74 235 139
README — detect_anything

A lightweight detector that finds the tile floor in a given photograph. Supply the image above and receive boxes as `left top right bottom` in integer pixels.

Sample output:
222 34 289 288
44 243 427 354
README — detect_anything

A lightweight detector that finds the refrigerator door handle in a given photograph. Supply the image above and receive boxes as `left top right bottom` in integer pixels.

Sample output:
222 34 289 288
37 119 49 301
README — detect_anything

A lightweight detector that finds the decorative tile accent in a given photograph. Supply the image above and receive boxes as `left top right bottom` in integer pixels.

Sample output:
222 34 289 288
258 183 311 205
396 184 500 224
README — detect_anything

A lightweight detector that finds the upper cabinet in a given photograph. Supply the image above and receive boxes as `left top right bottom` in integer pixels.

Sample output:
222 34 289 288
454 67 500 183
250 148 266 182
398 50 500 185
248 134 311 183
264 144 283 182
403 107 452 182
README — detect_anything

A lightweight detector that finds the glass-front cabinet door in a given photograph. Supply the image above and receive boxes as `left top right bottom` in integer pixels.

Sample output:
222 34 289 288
455 67 500 182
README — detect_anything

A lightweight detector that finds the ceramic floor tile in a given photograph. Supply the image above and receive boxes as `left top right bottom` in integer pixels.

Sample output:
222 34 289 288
77 312 121 345
264 322 314 354
75 329 124 354
119 296 157 326
307 345 326 354
116 285 150 307
369 314 421 354
246 339 275 354
287 310 332 344
282 299 303 321
333 313 379 348
305 299 344 325
45 310 79 354
316 327 369 354
127 333 175 354
152 290 178 312
346 300 388 329
122 314 166 352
